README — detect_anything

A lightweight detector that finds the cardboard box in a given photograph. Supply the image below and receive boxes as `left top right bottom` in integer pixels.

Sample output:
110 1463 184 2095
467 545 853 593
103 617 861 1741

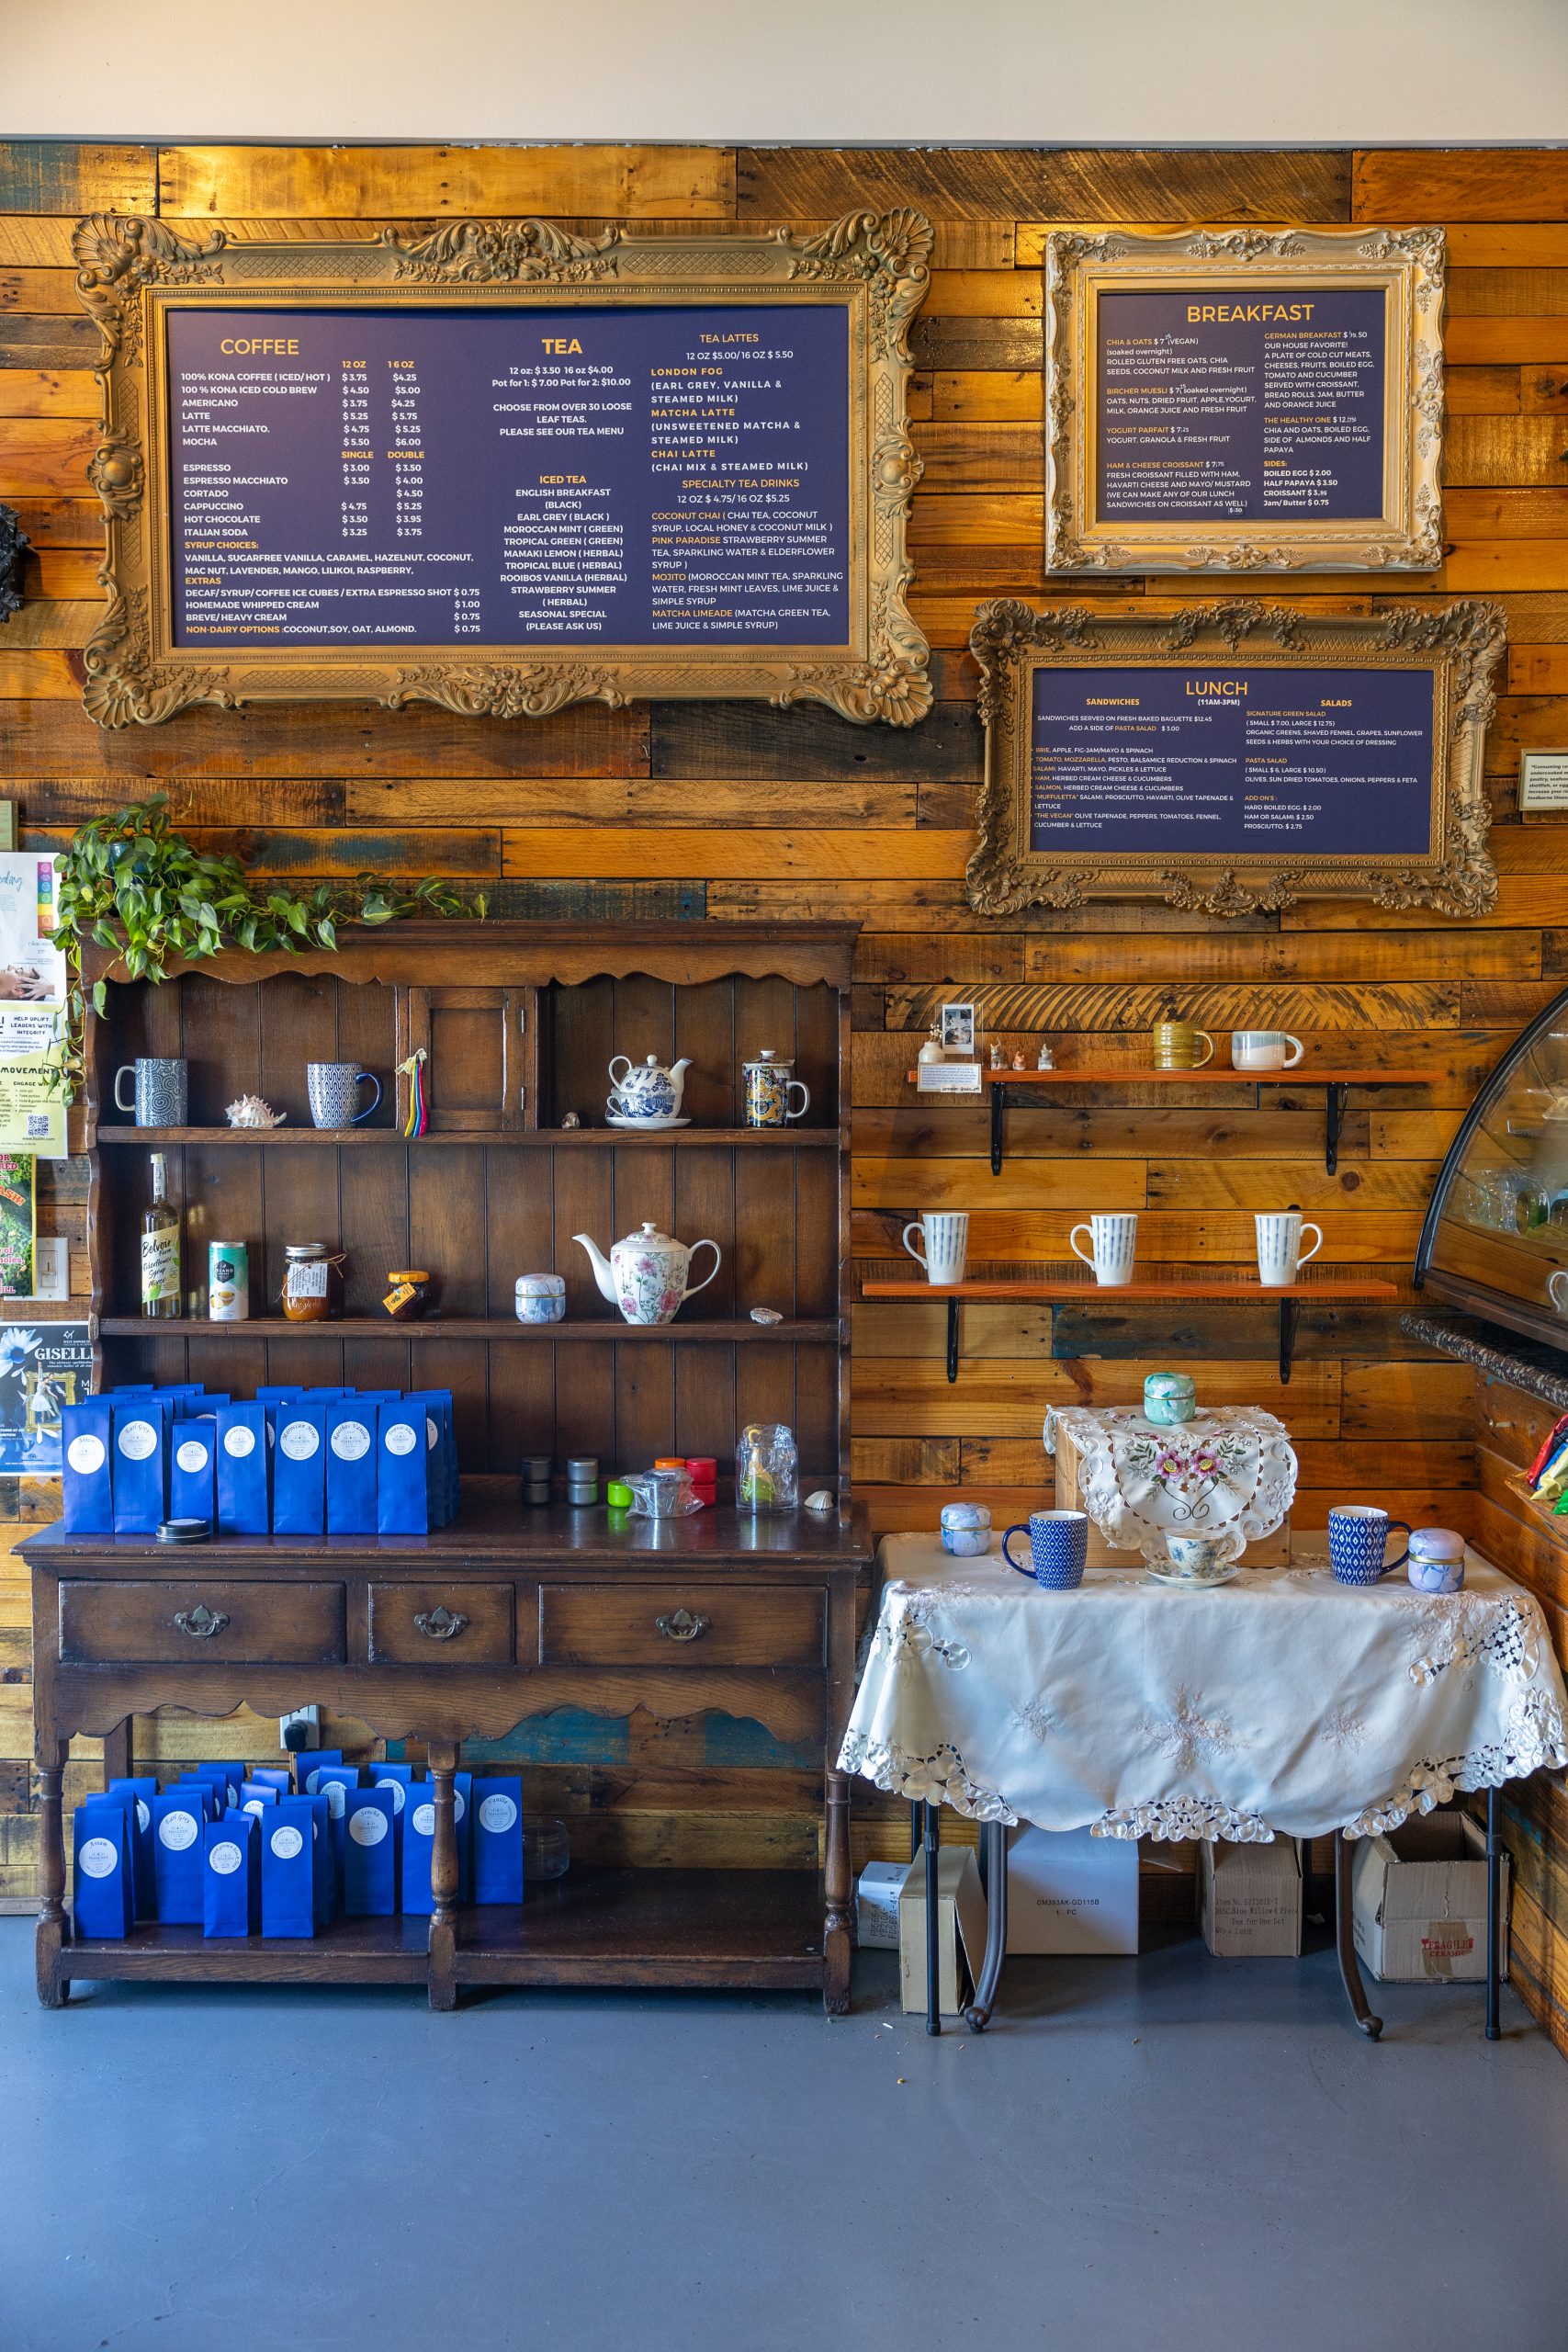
1007 1826 1140 1954
898 1849 987 2016
1200 1838 1303 1957
856 1860 907 1951
1351 1811 1507 1984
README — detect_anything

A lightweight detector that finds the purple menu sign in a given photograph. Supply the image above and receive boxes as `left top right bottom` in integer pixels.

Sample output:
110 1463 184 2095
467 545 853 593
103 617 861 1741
166 304 852 650
1029 666 1437 860
1094 287 1388 526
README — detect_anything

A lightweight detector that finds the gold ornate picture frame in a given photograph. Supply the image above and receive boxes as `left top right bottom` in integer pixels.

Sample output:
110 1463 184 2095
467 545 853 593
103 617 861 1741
967 599 1505 919
1044 226 1445 573
73 209 934 728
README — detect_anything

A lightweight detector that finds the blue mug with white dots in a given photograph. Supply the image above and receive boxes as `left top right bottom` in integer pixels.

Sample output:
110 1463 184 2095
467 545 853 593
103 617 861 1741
1002 1510 1088 1590
1328 1505 1411 1587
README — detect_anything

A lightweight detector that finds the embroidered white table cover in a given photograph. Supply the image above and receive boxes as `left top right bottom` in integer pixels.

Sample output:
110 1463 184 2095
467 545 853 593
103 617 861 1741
1044 1405 1297 1558
840 1535 1568 1843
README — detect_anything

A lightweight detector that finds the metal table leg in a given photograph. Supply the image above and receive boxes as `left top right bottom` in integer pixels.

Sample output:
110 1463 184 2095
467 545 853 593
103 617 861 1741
909 1800 922 1862
924 1799 941 2037
964 1817 1009 2031
1335 1831 1383 2041
1486 1785 1503 2042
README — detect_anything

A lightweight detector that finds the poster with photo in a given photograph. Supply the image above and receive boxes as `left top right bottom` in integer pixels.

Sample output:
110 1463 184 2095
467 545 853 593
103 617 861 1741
0 855 67 1159
0 1319 92 1474
0 1153 35 1295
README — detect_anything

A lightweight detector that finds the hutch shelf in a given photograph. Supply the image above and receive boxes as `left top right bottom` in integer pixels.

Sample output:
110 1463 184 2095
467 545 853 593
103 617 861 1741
29 921 872 2010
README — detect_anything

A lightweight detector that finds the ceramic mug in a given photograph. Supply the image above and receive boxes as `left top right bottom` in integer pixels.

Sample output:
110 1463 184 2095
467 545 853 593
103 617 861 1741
308 1062 382 1129
1549 1270 1568 1314
1158 1530 1244 1587
1231 1030 1304 1072
1069 1213 1137 1288
1255 1211 1323 1286
903 1212 968 1285
742 1051 810 1128
1328 1504 1412 1586
113 1057 187 1126
1151 1021 1214 1070
1002 1510 1089 1589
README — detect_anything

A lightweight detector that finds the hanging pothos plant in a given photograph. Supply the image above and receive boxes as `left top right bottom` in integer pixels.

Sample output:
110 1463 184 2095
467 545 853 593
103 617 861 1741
55 796 485 1033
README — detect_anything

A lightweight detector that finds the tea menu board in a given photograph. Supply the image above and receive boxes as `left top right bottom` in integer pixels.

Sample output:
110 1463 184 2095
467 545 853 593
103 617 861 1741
166 304 852 650
1093 288 1388 526
1028 665 1438 860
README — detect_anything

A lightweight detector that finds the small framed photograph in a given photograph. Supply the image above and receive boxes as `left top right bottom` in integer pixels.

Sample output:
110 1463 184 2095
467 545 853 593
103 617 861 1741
939 1002 976 1057
1520 752 1568 814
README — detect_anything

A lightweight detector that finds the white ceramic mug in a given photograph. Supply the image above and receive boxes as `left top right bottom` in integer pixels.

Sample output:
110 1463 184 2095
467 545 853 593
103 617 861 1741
1231 1030 1304 1072
1255 1210 1322 1285
1550 1270 1568 1314
903 1212 969 1285
1068 1213 1137 1287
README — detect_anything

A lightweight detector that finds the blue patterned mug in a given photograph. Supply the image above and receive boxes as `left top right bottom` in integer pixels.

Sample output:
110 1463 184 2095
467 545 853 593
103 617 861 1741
1002 1510 1088 1589
307 1061 382 1129
113 1057 187 1127
1328 1505 1411 1586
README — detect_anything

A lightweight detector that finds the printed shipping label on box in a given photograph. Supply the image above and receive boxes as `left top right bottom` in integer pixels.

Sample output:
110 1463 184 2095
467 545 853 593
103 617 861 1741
1352 1813 1507 1984
1200 1838 1303 1959
856 1860 908 1951
1007 1826 1140 1955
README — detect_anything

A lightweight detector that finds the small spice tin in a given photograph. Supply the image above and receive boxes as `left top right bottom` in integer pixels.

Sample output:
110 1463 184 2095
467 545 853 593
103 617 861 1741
208 1240 249 1322
521 1451 553 1507
566 1454 599 1505
685 1455 717 1509
1407 1527 1466 1593
515 1273 566 1326
1144 1371 1196 1426
941 1500 992 1558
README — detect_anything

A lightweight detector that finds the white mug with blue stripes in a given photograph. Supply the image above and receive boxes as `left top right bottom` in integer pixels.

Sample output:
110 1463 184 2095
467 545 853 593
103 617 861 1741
1068 1213 1137 1287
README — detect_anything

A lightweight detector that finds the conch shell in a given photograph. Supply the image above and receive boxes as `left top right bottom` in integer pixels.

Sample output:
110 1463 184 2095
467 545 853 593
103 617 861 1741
225 1094 287 1128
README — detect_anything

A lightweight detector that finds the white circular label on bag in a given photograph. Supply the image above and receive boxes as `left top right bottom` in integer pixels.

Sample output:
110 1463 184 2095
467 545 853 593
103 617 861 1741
332 1420 370 1462
479 1793 517 1835
67 1433 106 1475
385 1423 416 1457
426 1418 438 1452
209 1839 243 1877
175 1440 209 1474
158 1810 197 1850
412 1802 435 1838
270 1826 303 1860
78 1836 118 1879
453 1790 466 1823
325 1782 346 1818
280 1420 320 1462
223 1425 256 1459
135 1799 150 1832
118 1419 157 1462
305 1769 321 1792
349 1808 388 1847
243 1798 265 1816
375 1777 406 1815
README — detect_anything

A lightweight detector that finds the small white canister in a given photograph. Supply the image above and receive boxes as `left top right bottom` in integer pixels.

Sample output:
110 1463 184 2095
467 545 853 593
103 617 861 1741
1407 1527 1466 1593
515 1273 566 1325
941 1501 992 1558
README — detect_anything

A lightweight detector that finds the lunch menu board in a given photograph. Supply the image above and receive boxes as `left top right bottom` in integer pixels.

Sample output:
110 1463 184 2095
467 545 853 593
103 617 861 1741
166 304 852 649
1029 666 1437 861
1094 287 1387 526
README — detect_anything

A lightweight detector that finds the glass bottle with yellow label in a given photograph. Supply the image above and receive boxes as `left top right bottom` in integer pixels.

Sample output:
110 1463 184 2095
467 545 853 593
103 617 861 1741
141 1151 181 1318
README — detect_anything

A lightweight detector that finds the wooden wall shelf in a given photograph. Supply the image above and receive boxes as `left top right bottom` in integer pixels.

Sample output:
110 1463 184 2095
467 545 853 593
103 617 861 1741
101 1317 841 1344
96 1126 840 1150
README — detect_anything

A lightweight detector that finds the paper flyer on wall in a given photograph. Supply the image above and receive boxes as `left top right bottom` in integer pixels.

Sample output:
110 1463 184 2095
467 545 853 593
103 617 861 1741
0 855 67 1159
0 1153 35 1295
0 1319 91 1474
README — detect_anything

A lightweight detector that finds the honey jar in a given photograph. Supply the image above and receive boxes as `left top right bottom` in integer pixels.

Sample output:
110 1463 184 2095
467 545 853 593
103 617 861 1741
383 1269 432 1320
282 1241 341 1322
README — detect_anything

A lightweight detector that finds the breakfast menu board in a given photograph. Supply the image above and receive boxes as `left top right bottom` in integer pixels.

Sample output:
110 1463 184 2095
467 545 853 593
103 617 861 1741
1029 665 1438 860
166 304 852 649
1093 287 1387 526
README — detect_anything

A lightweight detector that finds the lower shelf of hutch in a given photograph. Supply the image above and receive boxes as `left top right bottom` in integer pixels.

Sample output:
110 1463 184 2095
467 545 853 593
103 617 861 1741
55 1868 825 1998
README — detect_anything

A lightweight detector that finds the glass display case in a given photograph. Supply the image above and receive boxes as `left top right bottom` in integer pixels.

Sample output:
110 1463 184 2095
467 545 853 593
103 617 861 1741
1415 983 1568 1351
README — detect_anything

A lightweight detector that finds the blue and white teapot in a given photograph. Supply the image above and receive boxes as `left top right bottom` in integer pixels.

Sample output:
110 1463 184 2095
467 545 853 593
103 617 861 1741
607 1052 692 1125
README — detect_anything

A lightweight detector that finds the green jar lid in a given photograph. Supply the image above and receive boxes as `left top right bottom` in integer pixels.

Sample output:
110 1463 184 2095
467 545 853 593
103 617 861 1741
1145 1371 1196 1400
605 1480 635 1510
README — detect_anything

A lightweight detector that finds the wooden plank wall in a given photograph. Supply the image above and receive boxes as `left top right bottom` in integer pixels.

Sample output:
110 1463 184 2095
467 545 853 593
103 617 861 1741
0 141 1564 1928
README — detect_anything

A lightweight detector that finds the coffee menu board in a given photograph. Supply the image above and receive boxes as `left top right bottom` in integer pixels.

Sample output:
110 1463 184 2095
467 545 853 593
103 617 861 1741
966 602 1506 920
1043 227 1446 574
72 212 934 729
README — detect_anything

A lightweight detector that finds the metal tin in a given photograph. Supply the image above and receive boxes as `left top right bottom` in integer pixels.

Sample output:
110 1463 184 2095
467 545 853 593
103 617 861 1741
208 1239 249 1321
156 1517 211 1544
566 1456 599 1478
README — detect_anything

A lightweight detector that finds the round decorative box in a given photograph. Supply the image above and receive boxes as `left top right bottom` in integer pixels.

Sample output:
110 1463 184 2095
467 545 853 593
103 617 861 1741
515 1272 566 1325
1144 1371 1197 1426
941 1500 992 1557
1407 1527 1466 1593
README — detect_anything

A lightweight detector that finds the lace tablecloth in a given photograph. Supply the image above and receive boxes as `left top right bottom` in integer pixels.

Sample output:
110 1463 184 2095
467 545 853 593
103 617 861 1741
1044 1405 1296 1558
839 1535 1568 1843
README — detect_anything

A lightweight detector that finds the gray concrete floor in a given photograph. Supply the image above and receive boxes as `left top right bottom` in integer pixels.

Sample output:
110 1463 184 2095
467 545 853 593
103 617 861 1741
5 1919 1568 2352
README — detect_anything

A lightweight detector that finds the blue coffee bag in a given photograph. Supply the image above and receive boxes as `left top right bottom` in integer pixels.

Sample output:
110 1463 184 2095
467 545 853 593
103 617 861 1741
215 1402 269 1536
260 1796 316 1938
325 1399 378 1535
152 1784 209 1924
169 1416 216 1525
73 1801 133 1938
111 1400 166 1535
107 1775 158 1917
471 1777 525 1905
202 1813 258 1938
343 1786 398 1916
272 1401 327 1537
62 1400 115 1532
376 1400 428 1535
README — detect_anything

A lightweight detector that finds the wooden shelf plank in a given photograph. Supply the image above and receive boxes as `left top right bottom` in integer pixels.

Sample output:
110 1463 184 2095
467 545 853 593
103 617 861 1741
907 1068 1432 1088
862 1278 1400 1301
100 1317 840 1341
94 1125 840 1148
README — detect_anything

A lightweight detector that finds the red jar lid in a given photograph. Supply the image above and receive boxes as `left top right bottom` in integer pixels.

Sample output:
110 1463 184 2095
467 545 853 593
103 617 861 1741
685 1457 717 1476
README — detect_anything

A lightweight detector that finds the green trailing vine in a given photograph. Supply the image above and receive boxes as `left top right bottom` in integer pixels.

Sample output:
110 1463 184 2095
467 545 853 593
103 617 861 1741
55 796 485 1031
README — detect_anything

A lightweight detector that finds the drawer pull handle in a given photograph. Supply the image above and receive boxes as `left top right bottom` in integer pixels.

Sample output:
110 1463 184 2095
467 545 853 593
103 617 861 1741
656 1609 710 1644
174 1604 229 1640
414 1607 468 1642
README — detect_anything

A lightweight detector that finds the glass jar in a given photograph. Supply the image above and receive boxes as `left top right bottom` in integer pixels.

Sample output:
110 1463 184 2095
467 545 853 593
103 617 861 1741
382 1269 432 1320
736 1421 797 1513
282 1241 340 1322
523 1815 570 1881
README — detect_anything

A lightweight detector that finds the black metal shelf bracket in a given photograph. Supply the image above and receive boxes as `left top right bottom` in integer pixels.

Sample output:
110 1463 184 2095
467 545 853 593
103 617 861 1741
1279 1297 1301 1385
990 1083 1007 1176
1325 1082 1348 1176
947 1296 961 1384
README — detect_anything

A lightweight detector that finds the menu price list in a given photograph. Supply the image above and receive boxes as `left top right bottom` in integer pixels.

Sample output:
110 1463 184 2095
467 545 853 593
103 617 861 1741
166 304 852 649
1093 287 1387 526
1029 666 1436 860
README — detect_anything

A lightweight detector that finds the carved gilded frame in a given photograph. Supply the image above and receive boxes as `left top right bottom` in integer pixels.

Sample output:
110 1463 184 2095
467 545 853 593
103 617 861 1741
967 599 1505 919
72 210 933 728
1044 226 1446 573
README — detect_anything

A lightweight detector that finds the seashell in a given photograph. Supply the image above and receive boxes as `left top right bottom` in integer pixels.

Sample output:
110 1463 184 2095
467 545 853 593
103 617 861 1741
750 1306 783 1325
225 1094 287 1128
559 1112 581 1129
804 1488 835 1512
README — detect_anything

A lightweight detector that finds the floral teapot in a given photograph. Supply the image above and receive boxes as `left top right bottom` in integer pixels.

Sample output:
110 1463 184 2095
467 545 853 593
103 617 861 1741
607 1053 691 1124
574 1222 721 1325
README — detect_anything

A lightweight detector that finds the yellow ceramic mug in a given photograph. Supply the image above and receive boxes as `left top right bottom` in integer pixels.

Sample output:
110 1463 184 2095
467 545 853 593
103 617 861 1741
1151 1020 1215 1070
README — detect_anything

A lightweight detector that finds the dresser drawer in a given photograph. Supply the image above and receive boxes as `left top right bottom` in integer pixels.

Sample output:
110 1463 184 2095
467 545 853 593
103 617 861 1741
59 1580 345 1666
537 1584 825 1668
367 1582 513 1665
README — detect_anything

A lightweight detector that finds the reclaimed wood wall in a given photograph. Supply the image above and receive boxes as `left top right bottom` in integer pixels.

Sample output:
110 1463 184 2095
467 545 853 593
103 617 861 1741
0 141 1564 1931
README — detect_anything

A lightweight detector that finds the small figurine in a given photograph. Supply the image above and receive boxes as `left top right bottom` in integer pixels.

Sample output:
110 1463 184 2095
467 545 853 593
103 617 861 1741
989 1041 1005 1071
559 1112 581 1130
1035 1041 1055 1070
226 1094 287 1128
1010 1050 1026 1071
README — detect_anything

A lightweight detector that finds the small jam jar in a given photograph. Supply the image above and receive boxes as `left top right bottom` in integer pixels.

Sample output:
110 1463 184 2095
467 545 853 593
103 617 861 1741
282 1241 339 1322
383 1269 432 1320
